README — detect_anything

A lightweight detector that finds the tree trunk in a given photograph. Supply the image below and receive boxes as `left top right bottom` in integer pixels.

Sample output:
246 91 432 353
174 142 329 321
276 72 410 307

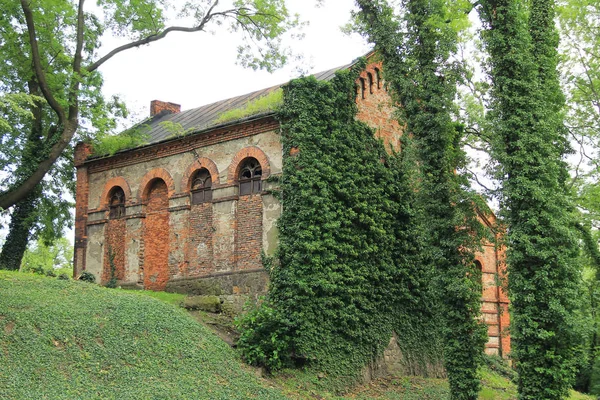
0 187 40 270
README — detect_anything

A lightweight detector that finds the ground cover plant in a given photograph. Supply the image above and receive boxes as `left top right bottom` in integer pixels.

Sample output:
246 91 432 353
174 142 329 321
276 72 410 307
0 271 285 399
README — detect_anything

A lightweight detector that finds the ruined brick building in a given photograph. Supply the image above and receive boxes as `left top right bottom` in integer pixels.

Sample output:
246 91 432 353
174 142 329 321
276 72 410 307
74 54 510 357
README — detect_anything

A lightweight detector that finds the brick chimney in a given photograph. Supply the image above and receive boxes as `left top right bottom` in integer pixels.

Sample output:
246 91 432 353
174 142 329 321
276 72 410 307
150 100 181 117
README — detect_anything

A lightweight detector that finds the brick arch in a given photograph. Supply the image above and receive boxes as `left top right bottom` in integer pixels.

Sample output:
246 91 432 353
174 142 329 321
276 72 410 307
138 168 175 202
100 177 132 208
181 157 220 192
227 146 271 184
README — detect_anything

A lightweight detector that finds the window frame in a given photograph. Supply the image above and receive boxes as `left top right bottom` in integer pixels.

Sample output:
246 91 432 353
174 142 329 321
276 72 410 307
190 169 213 205
238 158 263 196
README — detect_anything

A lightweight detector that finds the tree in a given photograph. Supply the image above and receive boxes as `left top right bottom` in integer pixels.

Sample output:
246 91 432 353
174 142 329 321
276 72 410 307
477 0 582 398
20 237 74 276
0 0 301 212
354 1 487 399
0 0 301 270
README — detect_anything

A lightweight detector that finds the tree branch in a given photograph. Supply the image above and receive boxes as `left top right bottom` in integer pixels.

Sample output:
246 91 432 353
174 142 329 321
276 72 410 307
86 0 222 72
20 0 65 124
69 0 86 121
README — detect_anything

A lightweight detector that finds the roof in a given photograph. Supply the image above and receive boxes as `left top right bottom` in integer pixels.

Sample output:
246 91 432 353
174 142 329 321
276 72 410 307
136 62 354 146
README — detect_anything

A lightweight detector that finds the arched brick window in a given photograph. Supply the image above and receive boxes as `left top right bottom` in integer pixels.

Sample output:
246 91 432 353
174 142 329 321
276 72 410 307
191 169 212 204
374 68 382 89
474 260 483 286
239 158 262 195
359 77 366 99
108 187 126 219
367 72 374 94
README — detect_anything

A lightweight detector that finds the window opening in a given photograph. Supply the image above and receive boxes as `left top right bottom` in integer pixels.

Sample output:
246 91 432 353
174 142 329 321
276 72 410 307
191 169 212 204
367 72 374 94
239 158 262 195
109 187 126 219
374 68 381 89
359 78 366 99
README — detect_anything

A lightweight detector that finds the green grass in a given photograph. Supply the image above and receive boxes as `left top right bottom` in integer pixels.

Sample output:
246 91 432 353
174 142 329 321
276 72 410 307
0 271 284 399
123 288 186 306
267 366 594 399
0 271 594 400
215 88 283 124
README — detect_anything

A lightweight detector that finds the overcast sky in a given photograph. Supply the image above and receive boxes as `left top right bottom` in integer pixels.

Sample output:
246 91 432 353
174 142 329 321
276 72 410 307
97 1 370 122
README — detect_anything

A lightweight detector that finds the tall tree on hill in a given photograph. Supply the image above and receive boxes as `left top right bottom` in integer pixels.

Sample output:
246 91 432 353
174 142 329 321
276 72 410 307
0 0 301 269
477 0 582 398
354 1 487 399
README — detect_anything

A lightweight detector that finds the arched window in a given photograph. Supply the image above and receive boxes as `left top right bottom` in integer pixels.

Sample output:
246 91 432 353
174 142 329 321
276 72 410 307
374 68 382 89
359 78 366 99
191 169 212 204
367 72 374 94
109 187 126 219
239 158 262 195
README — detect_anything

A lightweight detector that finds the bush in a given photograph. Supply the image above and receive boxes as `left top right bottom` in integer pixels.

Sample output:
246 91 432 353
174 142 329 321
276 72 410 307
236 300 294 371
57 273 70 280
78 271 96 283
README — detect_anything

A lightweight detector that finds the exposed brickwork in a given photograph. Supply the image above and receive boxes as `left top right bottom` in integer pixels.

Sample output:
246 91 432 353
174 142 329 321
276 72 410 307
181 157 220 191
73 142 93 276
235 194 263 270
185 203 214 275
143 180 170 290
87 118 279 174
102 218 126 283
227 146 271 185
150 100 181 116
138 168 175 201
356 62 403 152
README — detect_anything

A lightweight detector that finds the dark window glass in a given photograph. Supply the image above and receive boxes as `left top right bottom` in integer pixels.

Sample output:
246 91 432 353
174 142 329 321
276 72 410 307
367 72 374 94
239 158 262 195
191 169 212 205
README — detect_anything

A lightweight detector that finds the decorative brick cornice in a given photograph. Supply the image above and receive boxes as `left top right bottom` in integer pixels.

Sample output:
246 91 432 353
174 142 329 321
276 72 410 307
86 117 279 174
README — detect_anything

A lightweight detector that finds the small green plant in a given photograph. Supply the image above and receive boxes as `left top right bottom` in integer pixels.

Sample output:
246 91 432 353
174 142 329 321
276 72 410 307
92 126 149 156
215 89 283 124
236 300 294 370
78 271 95 283
57 273 70 280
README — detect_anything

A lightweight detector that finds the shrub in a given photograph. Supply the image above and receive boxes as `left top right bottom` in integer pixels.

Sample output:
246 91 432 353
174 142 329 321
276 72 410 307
78 271 96 283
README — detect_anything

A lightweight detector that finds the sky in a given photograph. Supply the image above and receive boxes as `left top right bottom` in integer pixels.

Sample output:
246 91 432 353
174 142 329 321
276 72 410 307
97 1 370 123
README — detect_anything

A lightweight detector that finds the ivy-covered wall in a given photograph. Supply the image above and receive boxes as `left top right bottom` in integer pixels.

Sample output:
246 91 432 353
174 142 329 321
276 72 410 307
238 61 446 384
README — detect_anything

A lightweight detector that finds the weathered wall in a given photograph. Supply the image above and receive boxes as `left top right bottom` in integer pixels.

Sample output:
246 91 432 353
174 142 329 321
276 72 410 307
78 119 282 296
143 179 170 291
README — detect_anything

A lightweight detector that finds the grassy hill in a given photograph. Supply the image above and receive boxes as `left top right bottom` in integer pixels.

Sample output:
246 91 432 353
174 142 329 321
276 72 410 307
0 271 594 399
0 271 284 399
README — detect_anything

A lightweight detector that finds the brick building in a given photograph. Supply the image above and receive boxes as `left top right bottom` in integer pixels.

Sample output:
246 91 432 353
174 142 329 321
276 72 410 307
74 55 510 357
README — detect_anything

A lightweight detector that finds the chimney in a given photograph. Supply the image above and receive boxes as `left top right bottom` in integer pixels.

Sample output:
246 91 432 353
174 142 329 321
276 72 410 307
150 100 181 117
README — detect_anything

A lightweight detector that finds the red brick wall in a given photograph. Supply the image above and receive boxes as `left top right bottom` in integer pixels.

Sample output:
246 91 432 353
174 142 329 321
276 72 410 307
143 180 170 290
186 203 214 275
103 219 126 283
150 100 181 116
356 62 403 152
73 142 93 277
236 194 263 270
